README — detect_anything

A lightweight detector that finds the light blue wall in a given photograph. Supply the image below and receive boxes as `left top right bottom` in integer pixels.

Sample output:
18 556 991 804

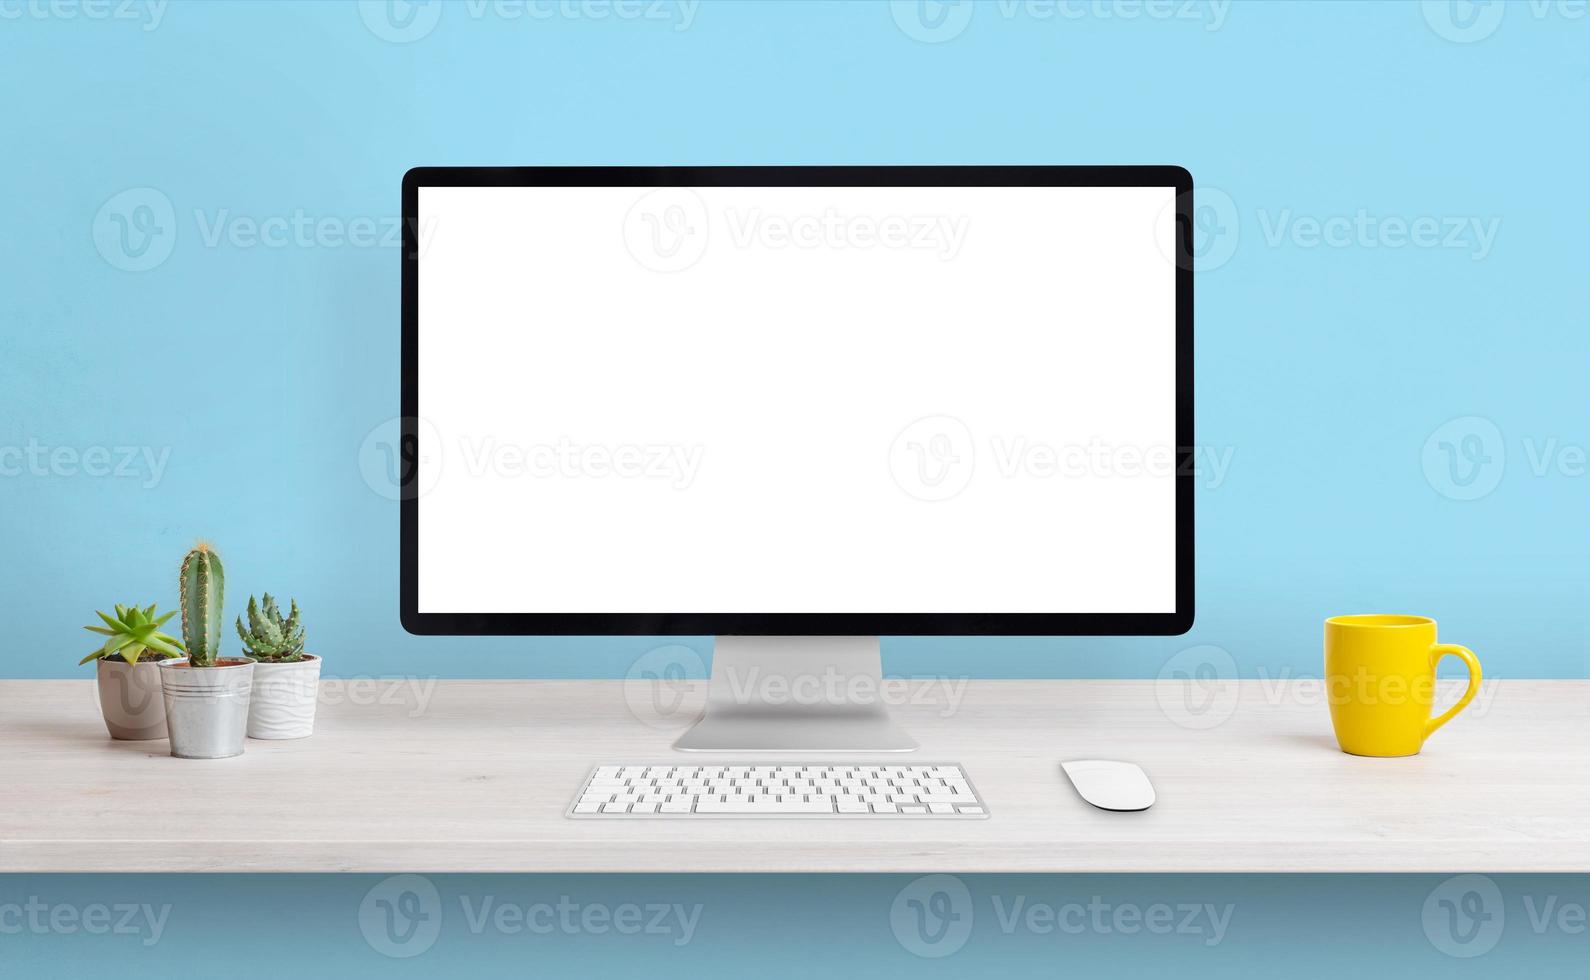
3 0 1586 682
4 4 1588 977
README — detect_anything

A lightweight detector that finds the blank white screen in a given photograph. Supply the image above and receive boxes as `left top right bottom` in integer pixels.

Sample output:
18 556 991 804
417 184 1177 614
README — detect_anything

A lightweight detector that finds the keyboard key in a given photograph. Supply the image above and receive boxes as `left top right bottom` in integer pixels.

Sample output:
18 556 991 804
696 798 835 814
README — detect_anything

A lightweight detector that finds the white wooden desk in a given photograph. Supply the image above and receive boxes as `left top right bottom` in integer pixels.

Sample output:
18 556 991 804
4 679 1586 873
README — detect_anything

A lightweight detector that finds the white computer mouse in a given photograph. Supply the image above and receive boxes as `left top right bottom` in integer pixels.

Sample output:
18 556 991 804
1062 760 1156 811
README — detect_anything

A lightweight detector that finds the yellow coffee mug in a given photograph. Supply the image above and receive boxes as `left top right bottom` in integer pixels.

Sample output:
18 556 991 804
1324 615 1482 757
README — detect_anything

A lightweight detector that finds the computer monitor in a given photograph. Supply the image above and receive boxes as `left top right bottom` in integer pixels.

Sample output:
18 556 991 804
401 166 1193 750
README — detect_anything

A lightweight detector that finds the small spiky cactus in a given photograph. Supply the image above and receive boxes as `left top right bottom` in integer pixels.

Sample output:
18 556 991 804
236 594 306 662
179 542 225 667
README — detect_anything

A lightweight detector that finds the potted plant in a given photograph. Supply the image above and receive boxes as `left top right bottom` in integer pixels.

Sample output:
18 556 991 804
158 543 255 759
81 603 185 739
237 593 320 739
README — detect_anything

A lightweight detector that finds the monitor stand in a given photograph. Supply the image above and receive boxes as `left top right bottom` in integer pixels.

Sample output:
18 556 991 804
673 636 919 752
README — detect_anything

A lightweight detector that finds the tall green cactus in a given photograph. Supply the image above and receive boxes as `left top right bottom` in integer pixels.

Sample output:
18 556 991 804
179 543 225 667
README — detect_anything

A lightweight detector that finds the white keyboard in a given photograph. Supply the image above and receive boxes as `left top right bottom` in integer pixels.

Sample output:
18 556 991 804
567 763 988 818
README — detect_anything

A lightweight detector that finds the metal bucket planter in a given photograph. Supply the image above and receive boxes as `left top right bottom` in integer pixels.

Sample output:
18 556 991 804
246 654 321 739
158 658 255 759
95 657 169 740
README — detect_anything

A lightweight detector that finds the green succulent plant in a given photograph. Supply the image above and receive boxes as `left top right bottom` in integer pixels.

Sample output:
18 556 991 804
236 593 306 662
80 603 186 665
179 542 225 667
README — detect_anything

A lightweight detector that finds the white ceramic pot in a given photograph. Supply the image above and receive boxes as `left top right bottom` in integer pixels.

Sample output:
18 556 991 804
95 657 169 740
247 654 321 739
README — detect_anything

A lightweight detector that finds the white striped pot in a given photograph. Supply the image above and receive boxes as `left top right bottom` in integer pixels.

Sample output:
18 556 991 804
246 654 321 740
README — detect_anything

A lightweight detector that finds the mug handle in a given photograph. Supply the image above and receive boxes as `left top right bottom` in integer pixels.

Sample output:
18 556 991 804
1424 644 1482 741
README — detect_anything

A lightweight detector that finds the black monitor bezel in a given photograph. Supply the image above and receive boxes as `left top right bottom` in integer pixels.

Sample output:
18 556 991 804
401 166 1193 637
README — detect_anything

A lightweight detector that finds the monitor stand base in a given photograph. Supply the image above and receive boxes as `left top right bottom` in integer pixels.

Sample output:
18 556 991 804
672 636 919 752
